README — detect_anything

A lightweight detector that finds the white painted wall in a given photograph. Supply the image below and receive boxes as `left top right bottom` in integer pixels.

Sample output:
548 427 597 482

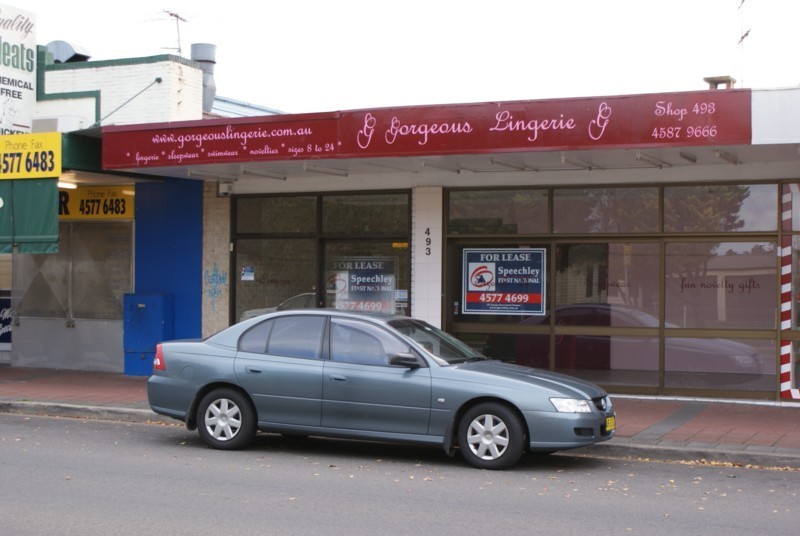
411 187 443 327
34 57 204 128
752 87 800 145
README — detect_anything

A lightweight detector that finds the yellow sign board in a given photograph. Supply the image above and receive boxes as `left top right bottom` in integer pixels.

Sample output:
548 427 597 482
58 185 135 220
0 132 62 179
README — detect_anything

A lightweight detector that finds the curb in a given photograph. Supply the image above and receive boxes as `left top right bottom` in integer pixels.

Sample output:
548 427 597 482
3 400 800 470
0 401 169 424
573 441 800 470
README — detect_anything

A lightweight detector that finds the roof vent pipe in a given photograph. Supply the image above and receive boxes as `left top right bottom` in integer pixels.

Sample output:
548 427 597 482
191 43 217 113
703 75 736 90
46 40 91 63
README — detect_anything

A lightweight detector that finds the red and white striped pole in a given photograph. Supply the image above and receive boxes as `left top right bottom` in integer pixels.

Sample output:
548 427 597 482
780 184 800 399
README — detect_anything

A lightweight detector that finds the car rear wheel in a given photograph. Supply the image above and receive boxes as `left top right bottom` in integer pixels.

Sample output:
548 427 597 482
458 402 525 470
196 388 256 450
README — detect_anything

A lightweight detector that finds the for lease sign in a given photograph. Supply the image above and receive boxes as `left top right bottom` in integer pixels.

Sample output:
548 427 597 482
463 248 546 315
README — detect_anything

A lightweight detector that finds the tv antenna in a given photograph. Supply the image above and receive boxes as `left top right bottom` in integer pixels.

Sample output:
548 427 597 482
164 10 187 56
737 0 750 86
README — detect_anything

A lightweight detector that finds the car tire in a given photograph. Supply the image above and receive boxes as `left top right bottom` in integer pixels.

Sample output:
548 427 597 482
458 402 525 470
196 388 256 450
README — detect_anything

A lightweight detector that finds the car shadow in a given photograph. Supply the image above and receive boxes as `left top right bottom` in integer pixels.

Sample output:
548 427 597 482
156 429 609 472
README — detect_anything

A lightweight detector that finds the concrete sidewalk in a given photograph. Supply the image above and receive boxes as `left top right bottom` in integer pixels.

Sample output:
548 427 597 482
2 366 800 468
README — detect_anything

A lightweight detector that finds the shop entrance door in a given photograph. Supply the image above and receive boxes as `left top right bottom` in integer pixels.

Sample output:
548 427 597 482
234 238 319 322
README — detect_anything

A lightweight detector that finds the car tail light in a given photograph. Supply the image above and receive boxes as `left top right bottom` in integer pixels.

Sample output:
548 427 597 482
153 344 166 371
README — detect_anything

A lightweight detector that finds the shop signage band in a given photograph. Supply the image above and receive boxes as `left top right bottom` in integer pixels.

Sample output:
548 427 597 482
102 90 752 169
462 248 546 316
0 132 61 179
58 185 135 220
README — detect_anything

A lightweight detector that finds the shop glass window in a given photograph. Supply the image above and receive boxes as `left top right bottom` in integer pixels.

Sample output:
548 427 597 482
664 184 777 233
553 187 658 233
794 236 800 330
554 335 659 387
15 226 71 318
14 222 133 320
448 190 548 234
792 342 800 391
322 194 408 235
235 239 317 322
664 241 777 329
459 331 551 367
665 338 775 392
15 222 133 320
236 196 316 234
555 243 660 324
71 223 134 319
785 184 800 232
324 241 410 315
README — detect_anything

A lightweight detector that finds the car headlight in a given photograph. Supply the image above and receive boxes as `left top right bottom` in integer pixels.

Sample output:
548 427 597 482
550 398 592 413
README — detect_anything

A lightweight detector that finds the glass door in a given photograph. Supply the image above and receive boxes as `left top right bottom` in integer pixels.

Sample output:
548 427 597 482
323 241 410 315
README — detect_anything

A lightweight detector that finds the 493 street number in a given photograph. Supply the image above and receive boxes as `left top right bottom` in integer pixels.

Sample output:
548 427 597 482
1 151 57 174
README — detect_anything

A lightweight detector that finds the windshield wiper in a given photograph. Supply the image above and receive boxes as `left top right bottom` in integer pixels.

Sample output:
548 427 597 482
452 356 489 363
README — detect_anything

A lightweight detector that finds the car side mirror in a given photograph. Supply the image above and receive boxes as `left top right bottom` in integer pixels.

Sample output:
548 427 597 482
390 353 422 369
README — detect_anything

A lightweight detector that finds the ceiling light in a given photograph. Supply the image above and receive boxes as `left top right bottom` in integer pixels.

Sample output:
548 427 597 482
302 163 349 177
240 167 287 180
187 169 239 181
422 160 461 173
715 150 740 165
366 161 421 173
635 151 671 168
490 157 528 172
560 152 600 170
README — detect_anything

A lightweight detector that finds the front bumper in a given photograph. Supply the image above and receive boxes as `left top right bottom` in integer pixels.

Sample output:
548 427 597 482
523 408 616 452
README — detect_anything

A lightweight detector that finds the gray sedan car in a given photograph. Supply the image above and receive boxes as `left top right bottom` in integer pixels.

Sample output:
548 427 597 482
148 310 615 469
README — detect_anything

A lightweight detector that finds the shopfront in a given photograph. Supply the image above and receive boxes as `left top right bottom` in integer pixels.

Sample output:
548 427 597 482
101 86 800 400
444 183 779 398
233 192 411 321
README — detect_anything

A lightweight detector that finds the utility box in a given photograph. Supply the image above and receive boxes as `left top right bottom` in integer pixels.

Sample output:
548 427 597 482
123 293 174 376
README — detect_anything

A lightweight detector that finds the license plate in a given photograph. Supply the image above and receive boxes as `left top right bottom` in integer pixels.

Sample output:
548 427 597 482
606 416 616 431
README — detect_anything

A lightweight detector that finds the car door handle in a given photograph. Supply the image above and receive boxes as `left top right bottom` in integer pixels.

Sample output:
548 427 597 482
245 366 262 374
329 374 347 382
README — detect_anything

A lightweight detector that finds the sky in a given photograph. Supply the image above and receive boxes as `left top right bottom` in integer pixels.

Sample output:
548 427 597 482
18 0 800 114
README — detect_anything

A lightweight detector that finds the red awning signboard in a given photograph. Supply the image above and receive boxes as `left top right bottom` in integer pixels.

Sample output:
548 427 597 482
102 89 752 170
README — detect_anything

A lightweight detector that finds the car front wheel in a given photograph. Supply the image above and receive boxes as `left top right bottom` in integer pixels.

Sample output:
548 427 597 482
458 402 525 470
196 388 256 450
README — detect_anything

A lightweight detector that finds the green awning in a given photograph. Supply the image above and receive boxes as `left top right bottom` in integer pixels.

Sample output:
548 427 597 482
0 179 59 254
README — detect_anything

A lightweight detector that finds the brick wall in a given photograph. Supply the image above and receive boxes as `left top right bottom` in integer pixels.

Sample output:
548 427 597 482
201 181 231 336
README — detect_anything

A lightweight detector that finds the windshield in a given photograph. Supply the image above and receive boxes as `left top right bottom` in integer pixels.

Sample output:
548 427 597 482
389 319 486 364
